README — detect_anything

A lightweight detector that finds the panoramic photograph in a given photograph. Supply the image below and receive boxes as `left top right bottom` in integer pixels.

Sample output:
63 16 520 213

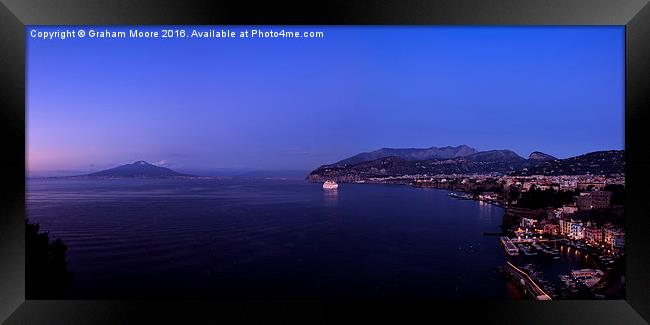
26 26 624 300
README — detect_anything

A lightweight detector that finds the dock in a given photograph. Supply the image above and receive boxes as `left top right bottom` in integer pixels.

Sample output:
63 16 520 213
503 261 553 300
500 237 520 256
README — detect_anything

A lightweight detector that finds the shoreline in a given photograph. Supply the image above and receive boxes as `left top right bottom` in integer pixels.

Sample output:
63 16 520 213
314 178 623 299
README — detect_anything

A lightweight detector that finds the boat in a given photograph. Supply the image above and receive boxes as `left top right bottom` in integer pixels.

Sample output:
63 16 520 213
322 180 339 190
570 269 604 288
559 275 579 292
519 244 537 256
449 192 473 200
541 247 559 256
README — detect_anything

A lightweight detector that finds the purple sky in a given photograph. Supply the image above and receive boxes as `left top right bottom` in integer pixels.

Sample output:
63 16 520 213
27 26 624 174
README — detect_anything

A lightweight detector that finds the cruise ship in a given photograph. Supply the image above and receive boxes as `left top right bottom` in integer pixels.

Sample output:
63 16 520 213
322 180 339 190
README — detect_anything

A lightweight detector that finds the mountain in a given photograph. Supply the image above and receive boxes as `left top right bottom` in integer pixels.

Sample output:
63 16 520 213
82 161 192 178
464 150 524 163
307 149 624 182
528 151 557 161
308 149 526 182
332 145 478 166
512 150 624 176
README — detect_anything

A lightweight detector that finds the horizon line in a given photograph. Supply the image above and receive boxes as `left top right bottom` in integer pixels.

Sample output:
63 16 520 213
27 146 624 174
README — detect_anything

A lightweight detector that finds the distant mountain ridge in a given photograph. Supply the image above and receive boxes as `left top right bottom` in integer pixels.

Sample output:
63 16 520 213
82 161 192 178
332 145 478 166
512 150 624 176
308 147 624 181
463 149 524 163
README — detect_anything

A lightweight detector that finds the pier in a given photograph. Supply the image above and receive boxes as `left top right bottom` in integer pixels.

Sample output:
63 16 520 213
500 237 519 256
509 238 567 244
504 261 552 300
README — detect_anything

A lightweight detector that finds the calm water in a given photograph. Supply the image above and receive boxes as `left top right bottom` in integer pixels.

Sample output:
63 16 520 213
27 178 515 299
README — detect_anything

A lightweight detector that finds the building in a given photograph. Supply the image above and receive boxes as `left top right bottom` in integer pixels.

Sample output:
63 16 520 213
574 193 593 210
559 217 571 236
590 191 612 209
559 215 590 239
560 181 577 191
583 225 603 244
561 204 578 215
577 182 606 191
533 183 560 191
504 207 544 227
478 192 498 201
574 191 613 210
613 234 625 250
547 208 561 220
570 222 584 240
521 217 536 228
543 223 560 236
604 225 625 248
520 182 531 192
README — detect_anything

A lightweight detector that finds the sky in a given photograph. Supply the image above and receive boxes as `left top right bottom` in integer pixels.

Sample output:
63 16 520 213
27 26 624 174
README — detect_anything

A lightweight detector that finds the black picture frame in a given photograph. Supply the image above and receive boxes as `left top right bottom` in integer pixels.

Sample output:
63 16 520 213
1 0 649 323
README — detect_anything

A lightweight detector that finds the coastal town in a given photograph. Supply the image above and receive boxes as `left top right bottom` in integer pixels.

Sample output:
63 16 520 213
328 172 626 300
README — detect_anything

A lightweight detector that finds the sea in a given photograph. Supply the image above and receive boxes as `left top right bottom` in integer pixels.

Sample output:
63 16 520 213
26 177 589 299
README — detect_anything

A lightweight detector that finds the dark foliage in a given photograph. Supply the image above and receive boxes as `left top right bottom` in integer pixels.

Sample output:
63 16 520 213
511 150 624 176
604 184 625 206
507 190 521 203
590 208 624 227
515 188 577 209
25 219 73 299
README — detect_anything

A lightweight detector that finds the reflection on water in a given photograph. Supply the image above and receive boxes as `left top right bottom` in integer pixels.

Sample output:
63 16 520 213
27 178 509 299
478 200 493 221
323 188 338 206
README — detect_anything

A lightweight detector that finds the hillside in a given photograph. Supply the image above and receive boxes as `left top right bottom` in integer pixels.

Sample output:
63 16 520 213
332 145 478 166
308 149 624 182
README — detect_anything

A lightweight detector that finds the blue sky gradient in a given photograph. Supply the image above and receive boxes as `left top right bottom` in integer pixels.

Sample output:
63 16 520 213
27 26 624 173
